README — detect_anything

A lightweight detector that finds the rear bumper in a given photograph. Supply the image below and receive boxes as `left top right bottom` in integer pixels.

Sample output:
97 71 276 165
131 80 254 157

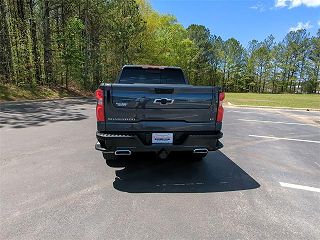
95 131 223 154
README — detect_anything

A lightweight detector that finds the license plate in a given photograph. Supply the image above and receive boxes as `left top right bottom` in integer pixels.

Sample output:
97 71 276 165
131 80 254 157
152 133 173 144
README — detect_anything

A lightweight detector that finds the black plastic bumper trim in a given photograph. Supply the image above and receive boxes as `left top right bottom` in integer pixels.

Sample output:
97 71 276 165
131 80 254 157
95 131 223 153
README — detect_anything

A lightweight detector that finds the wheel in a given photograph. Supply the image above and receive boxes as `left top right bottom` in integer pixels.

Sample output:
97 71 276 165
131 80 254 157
102 153 127 167
103 152 117 161
192 153 207 161
179 151 207 161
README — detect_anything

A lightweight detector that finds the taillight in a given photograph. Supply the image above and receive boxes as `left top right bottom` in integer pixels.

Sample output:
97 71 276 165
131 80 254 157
95 89 105 122
217 92 225 122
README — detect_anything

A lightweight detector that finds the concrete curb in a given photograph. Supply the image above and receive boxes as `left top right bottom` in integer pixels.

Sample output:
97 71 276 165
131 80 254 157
224 102 320 112
0 96 94 106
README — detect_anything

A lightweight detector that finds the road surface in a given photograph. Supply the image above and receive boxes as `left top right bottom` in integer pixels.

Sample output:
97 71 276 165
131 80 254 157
1 99 319 239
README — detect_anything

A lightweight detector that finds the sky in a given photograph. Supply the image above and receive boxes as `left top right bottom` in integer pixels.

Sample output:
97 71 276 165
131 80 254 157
149 0 320 47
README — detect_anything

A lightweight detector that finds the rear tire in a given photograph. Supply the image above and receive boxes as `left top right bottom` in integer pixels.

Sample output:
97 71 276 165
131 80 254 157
192 153 207 161
103 152 117 161
179 151 207 161
103 153 128 167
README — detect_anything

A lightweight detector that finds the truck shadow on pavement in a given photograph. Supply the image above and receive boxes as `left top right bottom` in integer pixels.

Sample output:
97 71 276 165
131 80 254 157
0 99 95 128
112 151 260 193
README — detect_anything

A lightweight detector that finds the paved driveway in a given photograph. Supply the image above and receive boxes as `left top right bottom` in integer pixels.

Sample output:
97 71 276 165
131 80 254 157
1 99 319 239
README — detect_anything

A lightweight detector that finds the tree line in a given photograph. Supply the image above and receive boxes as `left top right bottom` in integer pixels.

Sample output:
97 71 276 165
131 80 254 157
0 0 319 93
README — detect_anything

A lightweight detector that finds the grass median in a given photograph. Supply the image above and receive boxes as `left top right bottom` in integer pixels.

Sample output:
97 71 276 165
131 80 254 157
225 93 320 109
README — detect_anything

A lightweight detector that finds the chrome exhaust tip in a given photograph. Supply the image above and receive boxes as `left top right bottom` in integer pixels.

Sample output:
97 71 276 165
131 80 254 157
193 148 208 154
115 150 131 156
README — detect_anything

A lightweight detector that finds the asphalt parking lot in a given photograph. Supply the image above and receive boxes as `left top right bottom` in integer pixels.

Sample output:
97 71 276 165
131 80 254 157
1 99 319 240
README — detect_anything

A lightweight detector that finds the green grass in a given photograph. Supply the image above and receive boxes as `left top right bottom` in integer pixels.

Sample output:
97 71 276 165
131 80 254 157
225 93 320 109
0 83 92 102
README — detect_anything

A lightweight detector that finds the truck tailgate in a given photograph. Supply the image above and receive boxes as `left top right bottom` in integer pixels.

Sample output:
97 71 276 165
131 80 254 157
105 84 220 123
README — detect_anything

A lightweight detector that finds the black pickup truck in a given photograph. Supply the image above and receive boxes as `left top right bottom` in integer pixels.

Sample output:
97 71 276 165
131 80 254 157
95 65 224 161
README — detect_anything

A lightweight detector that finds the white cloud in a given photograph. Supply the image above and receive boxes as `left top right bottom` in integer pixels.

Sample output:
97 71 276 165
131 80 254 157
318 20 320 26
275 0 320 8
275 0 287 7
289 21 313 31
250 3 266 12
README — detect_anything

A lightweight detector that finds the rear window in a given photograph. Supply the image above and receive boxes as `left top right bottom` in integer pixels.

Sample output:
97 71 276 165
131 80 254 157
118 67 186 84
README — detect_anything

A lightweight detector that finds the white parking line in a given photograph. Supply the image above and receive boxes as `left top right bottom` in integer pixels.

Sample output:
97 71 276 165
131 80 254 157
249 135 320 144
279 182 320 193
227 110 264 114
314 162 320 168
238 119 314 126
